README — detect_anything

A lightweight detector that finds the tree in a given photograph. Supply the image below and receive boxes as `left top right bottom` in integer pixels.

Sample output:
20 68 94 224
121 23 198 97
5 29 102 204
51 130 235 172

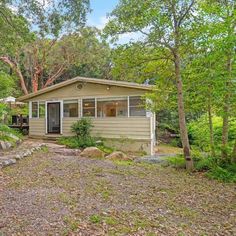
0 72 15 98
2 27 111 93
200 0 236 160
105 0 197 170
0 0 91 94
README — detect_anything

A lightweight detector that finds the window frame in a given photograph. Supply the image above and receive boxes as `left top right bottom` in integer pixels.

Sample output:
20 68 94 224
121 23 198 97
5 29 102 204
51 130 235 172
97 96 128 118
39 102 46 118
82 98 96 118
128 96 146 117
31 101 39 119
63 99 79 118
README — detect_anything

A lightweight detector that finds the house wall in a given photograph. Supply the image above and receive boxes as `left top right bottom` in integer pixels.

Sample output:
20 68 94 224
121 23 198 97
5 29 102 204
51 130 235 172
28 82 145 102
27 82 155 155
63 117 150 139
29 118 45 136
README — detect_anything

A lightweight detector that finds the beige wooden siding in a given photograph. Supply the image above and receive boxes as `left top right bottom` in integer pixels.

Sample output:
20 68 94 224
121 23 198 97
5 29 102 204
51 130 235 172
29 82 146 102
63 117 151 140
29 118 45 136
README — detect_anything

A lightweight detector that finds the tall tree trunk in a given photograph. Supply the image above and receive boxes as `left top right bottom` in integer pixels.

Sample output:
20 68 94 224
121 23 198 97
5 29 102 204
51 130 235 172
174 52 194 171
207 95 215 157
221 55 232 159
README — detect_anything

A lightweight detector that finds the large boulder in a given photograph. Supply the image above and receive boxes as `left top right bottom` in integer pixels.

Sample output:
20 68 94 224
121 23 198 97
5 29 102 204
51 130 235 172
80 147 105 158
106 151 131 161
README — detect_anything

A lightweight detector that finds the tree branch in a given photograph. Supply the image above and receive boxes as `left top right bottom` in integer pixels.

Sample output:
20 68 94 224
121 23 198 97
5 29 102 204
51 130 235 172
0 56 28 95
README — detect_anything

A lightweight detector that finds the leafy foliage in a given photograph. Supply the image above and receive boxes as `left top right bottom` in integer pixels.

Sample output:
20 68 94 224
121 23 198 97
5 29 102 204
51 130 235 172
188 115 236 152
207 166 236 183
71 118 93 138
59 118 95 149
58 136 96 149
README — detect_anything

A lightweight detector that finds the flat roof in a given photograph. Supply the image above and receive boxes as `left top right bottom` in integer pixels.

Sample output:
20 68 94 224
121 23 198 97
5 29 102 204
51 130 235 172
17 76 154 102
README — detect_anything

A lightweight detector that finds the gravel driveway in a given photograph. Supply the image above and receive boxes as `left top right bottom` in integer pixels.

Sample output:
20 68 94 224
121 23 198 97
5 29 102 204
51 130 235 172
0 145 235 235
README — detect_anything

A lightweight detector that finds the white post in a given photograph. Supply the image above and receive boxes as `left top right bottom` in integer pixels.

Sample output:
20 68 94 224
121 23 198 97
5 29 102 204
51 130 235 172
127 96 130 117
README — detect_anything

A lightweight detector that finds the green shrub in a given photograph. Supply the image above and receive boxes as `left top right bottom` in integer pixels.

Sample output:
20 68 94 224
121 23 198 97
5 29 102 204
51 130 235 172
0 124 23 145
224 163 236 173
207 166 236 183
71 118 93 138
59 118 96 149
58 136 96 149
170 138 182 147
195 157 216 171
188 115 236 153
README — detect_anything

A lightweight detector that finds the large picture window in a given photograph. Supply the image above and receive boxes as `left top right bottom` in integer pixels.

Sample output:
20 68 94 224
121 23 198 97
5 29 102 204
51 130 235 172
64 100 78 117
97 97 128 117
83 99 95 117
129 96 146 117
32 102 38 118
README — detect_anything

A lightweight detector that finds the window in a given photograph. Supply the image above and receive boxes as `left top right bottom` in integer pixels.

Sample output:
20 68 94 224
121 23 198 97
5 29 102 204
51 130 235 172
39 102 45 118
64 100 78 117
97 97 128 117
129 96 146 117
83 99 95 117
32 102 38 118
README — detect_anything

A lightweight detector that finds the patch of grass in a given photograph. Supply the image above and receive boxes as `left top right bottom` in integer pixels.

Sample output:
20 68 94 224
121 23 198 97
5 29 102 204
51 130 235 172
89 214 102 224
58 193 77 209
164 155 186 169
97 144 114 154
104 216 118 226
206 166 236 183
156 144 183 155
40 145 49 153
63 216 79 231
85 178 113 201
112 160 134 166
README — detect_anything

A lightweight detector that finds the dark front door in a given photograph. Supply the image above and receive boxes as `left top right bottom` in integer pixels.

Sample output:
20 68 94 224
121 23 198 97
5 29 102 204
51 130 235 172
47 102 60 134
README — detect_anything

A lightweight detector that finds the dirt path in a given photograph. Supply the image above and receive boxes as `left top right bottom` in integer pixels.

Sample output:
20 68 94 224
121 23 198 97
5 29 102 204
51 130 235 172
0 145 235 236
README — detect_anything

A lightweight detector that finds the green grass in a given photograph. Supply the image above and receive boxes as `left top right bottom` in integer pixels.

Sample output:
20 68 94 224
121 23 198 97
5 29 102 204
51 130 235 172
164 155 186 169
89 214 102 224
207 166 236 183
164 154 236 183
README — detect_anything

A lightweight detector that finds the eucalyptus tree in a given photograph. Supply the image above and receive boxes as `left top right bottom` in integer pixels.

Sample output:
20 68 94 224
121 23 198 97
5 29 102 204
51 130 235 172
105 0 199 170
200 0 236 160
0 0 90 94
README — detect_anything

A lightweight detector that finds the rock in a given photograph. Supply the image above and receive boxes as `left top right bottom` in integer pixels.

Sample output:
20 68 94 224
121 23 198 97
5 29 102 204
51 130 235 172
2 159 16 167
0 141 6 150
106 151 130 161
80 147 105 158
0 141 12 150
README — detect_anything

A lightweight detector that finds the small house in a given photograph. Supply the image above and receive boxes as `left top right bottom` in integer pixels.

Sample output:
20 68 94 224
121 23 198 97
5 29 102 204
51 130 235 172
17 77 156 154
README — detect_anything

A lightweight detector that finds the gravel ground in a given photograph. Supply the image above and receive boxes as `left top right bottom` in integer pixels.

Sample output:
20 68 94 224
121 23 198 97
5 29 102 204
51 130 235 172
0 145 235 236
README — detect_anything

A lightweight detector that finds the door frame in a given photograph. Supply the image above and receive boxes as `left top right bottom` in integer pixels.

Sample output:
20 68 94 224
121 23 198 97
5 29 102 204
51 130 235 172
45 101 63 134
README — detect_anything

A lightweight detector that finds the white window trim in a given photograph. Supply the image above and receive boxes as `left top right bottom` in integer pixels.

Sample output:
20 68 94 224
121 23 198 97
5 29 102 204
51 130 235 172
30 101 39 119
80 95 148 118
127 96 130 118
82 98 96 118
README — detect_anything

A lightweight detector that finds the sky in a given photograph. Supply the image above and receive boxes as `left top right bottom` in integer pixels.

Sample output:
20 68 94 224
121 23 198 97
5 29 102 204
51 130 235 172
87 0 141 45
88 0 118 29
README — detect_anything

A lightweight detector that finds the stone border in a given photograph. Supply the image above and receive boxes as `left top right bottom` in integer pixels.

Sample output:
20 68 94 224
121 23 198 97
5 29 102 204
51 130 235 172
0 144 46 169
